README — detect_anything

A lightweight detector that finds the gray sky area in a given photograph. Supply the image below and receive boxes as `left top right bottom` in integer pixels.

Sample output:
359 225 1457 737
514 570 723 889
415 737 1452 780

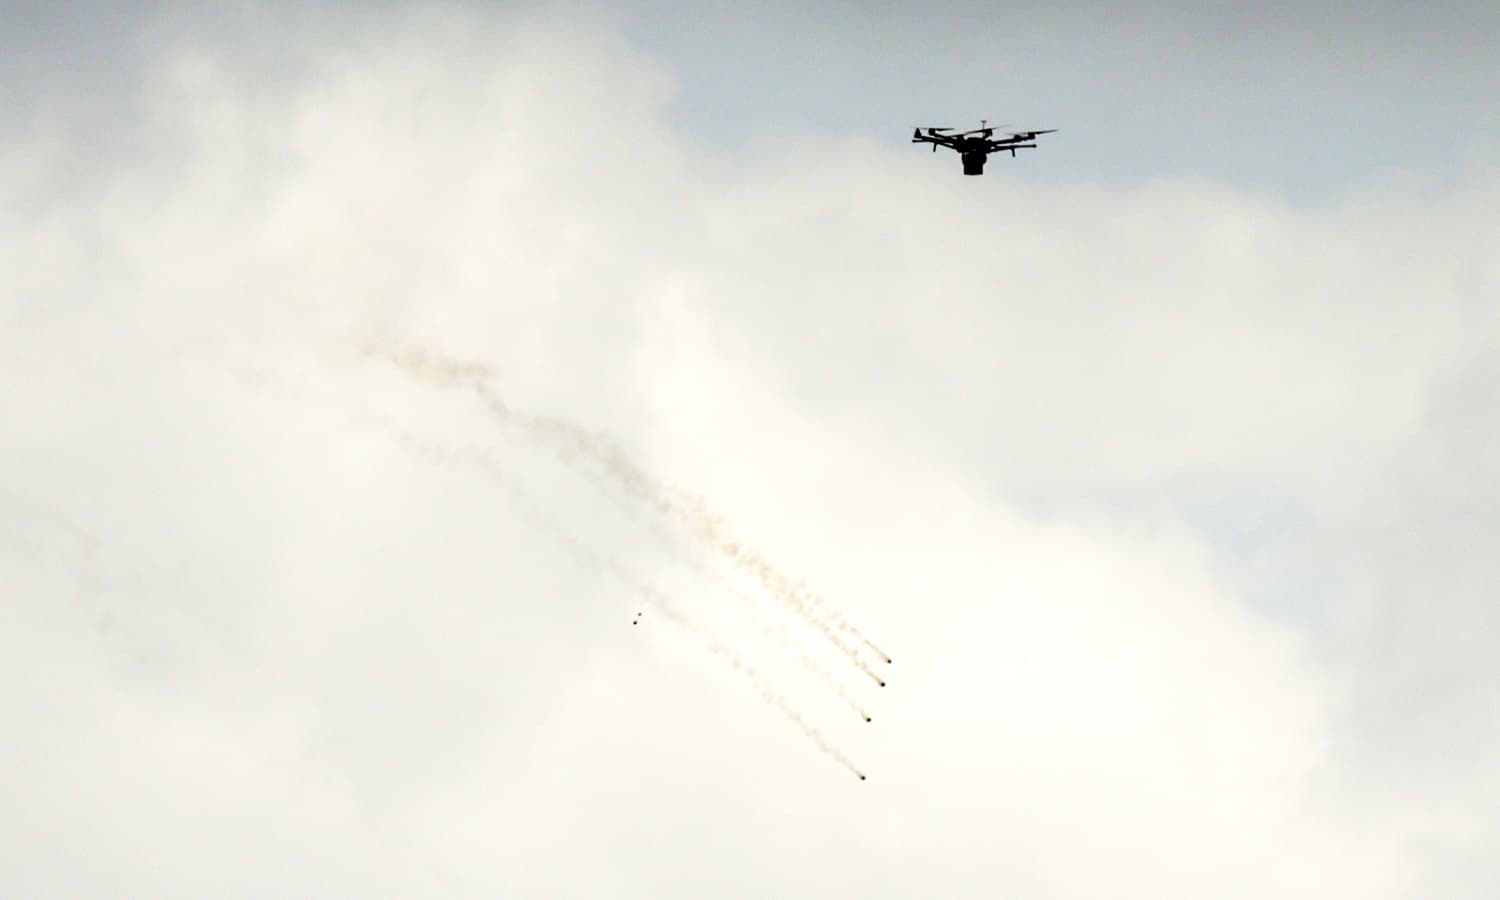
624 0 1500 196
8 1 1500 195
3 2 1498 897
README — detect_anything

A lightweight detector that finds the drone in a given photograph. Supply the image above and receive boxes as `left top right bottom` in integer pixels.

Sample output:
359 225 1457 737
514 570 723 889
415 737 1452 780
911 120 1057 175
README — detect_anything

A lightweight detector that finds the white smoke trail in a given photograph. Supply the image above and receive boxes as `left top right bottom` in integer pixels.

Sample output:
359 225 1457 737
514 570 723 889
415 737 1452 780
376 417 869 780
233 357 868 778
362 341 893 678
470 407 877 722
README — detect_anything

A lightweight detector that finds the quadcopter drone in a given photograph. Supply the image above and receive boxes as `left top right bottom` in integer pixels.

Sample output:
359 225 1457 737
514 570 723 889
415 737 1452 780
912 120 1057 174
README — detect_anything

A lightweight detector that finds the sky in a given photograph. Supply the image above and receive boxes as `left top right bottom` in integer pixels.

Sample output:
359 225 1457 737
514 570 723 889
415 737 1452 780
2 2 1498 897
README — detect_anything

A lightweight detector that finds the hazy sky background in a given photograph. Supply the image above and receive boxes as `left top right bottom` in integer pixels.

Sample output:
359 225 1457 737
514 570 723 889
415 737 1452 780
3 2 1498 897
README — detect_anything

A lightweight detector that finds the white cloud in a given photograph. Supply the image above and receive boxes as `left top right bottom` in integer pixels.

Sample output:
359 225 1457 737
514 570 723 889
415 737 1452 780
2 7 1496 897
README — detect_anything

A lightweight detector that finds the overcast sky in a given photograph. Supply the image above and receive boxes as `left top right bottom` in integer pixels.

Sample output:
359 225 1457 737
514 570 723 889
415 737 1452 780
3 2 1498 897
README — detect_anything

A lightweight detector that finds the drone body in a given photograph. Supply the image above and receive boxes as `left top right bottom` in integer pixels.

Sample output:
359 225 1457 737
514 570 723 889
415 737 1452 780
912 120 1056 174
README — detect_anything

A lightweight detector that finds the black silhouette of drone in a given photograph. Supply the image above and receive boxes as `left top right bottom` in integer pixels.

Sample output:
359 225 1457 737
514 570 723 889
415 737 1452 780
912 120 1056 175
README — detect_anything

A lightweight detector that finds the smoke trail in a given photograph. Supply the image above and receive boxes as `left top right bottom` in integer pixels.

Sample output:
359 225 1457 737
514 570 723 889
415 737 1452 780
504 397 890 670
704 570 875 720
381 416 869 779
363 341 892 674
236 359 867 777
593 545 867 780
482 415 876 721
800 649 873 722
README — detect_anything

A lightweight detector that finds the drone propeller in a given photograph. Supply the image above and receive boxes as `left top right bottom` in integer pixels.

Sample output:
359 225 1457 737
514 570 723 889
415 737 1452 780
916 126 955 133
957 122 1008 136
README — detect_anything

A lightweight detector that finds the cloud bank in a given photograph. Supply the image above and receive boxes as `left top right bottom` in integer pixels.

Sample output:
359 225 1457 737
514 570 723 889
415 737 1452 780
3 7 1497 898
